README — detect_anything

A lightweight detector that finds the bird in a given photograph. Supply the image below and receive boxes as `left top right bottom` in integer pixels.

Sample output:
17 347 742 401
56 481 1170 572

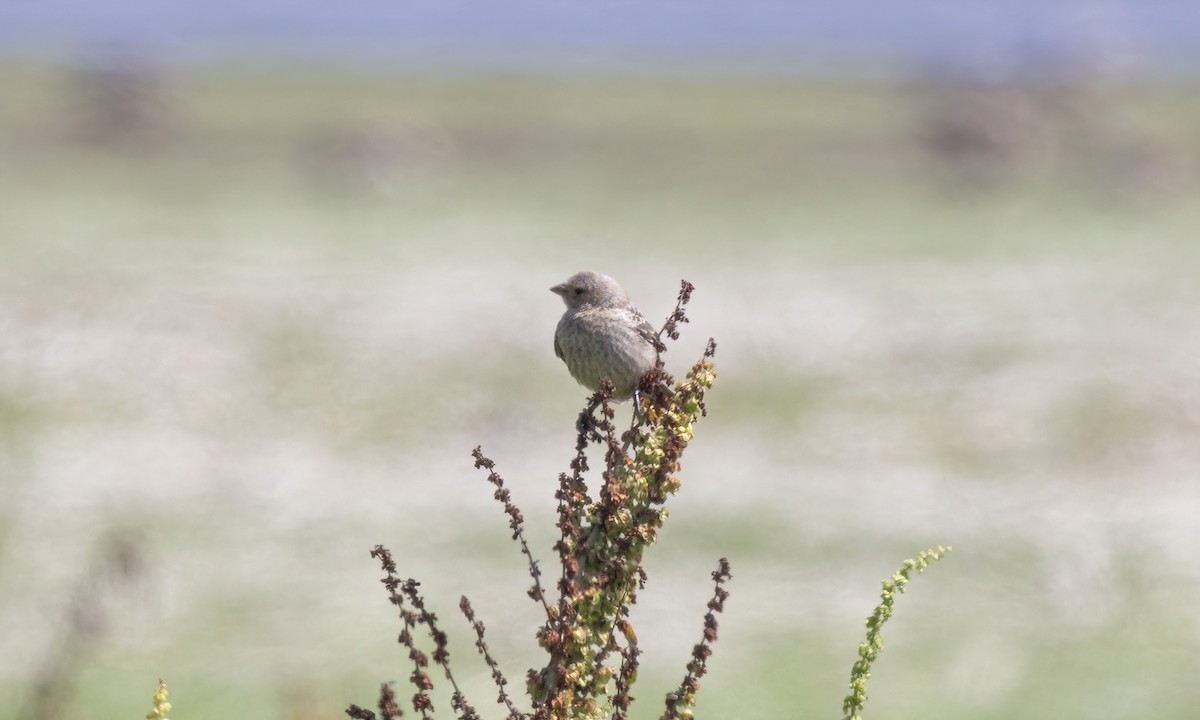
551 271 658 401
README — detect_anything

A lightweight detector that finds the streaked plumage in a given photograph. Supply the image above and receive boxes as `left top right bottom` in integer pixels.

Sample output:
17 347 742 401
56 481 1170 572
551 271 658 400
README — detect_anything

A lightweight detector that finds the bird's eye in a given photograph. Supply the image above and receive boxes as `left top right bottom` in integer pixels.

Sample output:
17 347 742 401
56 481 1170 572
574 287 585 296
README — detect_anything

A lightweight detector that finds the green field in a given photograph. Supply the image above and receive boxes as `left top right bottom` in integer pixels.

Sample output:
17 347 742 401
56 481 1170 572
2 61 1199 719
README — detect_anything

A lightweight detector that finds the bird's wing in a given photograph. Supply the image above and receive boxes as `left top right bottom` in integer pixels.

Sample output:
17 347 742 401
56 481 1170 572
637 319 657 346
631 309 660 352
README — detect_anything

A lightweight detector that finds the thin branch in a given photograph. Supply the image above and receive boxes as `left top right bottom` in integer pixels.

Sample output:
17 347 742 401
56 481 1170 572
346 703 378 719
369 545 434 719
556 390 604 600
378 683 402 720
472 446 553 618
461 596 527 720
654 279 696 350
400 577 481 720
611 615 641 720
661 558 733 720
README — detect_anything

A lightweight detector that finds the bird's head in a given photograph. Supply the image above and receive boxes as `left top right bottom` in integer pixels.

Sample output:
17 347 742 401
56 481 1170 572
551 271 628 310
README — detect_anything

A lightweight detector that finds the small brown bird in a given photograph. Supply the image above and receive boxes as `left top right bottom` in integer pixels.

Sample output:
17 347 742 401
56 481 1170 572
551 271 658 401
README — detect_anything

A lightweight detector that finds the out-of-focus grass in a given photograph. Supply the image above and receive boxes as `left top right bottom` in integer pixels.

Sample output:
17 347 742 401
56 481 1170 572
4 61 1199 264
2 59 1200 719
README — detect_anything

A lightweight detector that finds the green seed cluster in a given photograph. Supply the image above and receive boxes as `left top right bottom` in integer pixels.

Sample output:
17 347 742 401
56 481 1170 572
842 545 952 720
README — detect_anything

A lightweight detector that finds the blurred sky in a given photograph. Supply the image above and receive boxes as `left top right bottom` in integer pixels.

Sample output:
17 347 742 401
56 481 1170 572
3 0 1200 75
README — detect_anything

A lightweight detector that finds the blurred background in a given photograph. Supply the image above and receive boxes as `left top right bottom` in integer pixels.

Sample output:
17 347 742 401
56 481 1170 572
2 2 1200 718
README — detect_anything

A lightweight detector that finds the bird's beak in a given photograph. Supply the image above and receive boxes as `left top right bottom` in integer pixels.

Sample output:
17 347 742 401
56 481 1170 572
550 283 567 296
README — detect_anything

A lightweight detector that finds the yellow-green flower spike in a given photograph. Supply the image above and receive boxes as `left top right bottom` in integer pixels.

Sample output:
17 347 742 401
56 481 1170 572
841 546 951 720
145 679 170 720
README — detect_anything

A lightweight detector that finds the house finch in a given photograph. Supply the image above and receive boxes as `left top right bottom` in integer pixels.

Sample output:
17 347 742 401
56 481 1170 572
551 271 658 401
